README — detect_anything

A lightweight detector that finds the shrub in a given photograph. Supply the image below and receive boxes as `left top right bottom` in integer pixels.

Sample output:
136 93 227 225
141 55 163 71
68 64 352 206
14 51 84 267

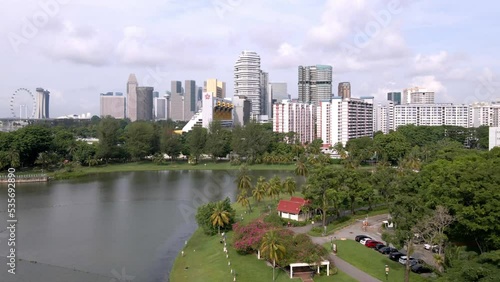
263 212 284 227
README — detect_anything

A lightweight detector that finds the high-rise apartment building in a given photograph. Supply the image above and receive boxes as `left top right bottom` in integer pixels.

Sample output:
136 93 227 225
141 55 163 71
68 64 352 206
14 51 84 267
387 92 401 105
100 92 126 119
169 81 184 121
338 82 351 99
375 103 470 133
489 127 500 150
273 100 315 144
470 101 500 127
402 87 434 104
126 74 154 121
317 97 374 146
205 79 226 98
234 51 263 118
298 65 332 106
35 87 50 119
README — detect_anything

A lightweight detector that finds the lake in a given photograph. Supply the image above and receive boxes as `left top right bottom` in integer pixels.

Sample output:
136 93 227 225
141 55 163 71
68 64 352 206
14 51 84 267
0 170 300 282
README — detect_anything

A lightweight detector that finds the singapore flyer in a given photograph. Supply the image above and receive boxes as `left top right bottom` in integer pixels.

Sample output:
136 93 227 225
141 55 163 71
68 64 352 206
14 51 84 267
10 88 36 119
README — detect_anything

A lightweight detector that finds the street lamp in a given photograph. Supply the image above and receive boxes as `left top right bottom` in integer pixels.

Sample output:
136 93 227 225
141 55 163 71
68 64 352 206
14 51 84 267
385 265 389 281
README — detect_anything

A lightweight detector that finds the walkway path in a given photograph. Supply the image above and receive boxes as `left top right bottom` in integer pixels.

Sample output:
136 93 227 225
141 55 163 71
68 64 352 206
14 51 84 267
290 214 389 282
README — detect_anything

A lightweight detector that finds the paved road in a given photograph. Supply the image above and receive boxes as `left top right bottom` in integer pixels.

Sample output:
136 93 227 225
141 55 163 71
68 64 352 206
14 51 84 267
291 214 390 282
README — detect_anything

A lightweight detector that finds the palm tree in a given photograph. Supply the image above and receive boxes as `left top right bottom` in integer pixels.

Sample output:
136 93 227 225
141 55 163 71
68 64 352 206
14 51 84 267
35 152 50 170
333 142 347 159
210 201 230 235
283 177 296 197
252 177 267 205
237 192 252 213
260 230 286 281
235 164 253 194
8 150 20 168
294 157 308 178
88 157 99 167
268 176 282 201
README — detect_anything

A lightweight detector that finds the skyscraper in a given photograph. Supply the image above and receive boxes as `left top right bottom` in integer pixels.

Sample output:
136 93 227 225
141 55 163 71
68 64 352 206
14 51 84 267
136 87 154 121
387 92 401 105
298 65 332 106
260 70 269 116
100 92 126 119
205 78 226 98
35 88 50 119
185 80 196 117
269 82 288 102
154 97 166 120
234 51 262 117
127 74 154 121
338 82 351 99
127 74 139 121
169 81 184 120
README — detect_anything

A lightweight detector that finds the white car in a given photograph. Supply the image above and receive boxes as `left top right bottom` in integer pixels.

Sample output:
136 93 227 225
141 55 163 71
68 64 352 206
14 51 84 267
398 256 415 265
360 238 372 245
424 244 438 250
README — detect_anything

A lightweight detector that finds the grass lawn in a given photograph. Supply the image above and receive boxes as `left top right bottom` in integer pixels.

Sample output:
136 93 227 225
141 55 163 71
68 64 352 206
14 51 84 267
324 240 429 282
170 197 360 282
48 161 298 179
308 207 389 237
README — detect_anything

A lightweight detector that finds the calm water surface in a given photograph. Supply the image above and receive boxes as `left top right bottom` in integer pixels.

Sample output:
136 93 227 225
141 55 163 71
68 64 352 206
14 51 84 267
0 170 298 282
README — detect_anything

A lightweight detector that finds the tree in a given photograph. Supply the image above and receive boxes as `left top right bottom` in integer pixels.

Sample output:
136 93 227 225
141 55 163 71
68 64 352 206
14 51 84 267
283 177 296 197
260 230 286 281
160 125 182 163
210 201 231 235
333 142 347 159
294 157 308 179
252 177 267 205
186 126 207 164
10 125 53 167
205 121 231 162
195 198 236 235
345 136 374 164
374 131 411 165
124 121 156 161
237 192 252 213
35 152 51 170
231 121 271 163
96 117 122 162
268 176 282 201
306 139 323 155
235 164 252 194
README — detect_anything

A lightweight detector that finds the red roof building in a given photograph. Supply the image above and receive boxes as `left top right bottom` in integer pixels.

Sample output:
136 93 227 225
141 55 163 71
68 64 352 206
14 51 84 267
277 197 311 222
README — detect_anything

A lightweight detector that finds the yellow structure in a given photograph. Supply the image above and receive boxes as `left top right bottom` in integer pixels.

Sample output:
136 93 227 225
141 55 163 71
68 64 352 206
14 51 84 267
205 79 226 98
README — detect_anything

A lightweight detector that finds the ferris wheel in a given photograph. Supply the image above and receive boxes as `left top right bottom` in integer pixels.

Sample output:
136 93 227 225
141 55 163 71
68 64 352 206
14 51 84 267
10 88 37 119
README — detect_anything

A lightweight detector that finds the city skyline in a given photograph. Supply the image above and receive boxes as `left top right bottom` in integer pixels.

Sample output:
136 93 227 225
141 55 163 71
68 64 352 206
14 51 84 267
1 0 499 117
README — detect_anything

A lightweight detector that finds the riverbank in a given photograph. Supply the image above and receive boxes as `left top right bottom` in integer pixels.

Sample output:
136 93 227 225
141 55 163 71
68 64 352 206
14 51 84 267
49 161 298 180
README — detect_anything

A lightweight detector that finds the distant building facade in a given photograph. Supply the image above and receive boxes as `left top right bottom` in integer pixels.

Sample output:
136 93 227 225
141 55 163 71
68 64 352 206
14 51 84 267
489 127 500 150
205 79 226 98
273 100 314 144
387 92 401 105
35 88 50 119
338 82 351 99
100 92 126 119
233 95 251 126
298 65 332 106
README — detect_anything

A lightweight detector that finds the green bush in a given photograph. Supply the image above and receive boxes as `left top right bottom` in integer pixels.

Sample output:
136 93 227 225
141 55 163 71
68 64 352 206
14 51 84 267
195 197 236 235
263 212 284 227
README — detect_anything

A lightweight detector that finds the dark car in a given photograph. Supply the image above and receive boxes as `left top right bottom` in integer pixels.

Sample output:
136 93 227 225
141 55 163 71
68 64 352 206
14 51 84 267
365 240 384 248
355 235 371 242
411 264 433 274
409 259 426 267
375 243 386 250
389 251 406 261
379 247 398 254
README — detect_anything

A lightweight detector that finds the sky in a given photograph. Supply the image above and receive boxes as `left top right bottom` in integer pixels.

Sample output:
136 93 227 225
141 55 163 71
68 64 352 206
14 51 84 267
1 0 499 118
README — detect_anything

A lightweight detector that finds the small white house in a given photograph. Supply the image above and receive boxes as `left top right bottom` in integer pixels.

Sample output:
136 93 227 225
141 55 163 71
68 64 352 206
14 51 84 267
277 197 311 222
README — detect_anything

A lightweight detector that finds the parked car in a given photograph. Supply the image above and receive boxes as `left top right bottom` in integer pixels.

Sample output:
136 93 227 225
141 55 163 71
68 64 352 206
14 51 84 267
399 256 417 265
411 264 433 274
424 244 438 250
431 246 440 253
365 240 384 248
360 238 372 245
379 247 398 254
389 252 405 261
375 243 386 251
355 235 371 242
409 259 426 267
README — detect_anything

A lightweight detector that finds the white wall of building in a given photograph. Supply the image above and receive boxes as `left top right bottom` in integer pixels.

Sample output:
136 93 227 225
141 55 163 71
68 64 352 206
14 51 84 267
273 100 314 144
489 127 500 150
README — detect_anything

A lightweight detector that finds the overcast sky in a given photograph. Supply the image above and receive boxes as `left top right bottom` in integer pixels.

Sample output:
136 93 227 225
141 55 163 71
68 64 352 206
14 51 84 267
1 0 499 118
